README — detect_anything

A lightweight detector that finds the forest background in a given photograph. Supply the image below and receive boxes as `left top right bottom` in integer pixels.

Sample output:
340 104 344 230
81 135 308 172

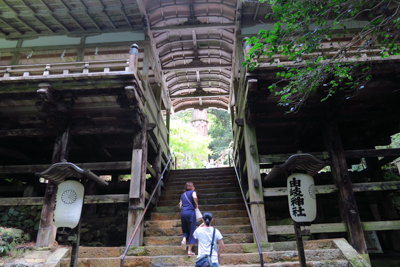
169 109 232 169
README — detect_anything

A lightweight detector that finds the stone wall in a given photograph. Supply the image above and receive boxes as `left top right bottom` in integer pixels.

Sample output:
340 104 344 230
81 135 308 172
0 206 42 240
59 203 128 247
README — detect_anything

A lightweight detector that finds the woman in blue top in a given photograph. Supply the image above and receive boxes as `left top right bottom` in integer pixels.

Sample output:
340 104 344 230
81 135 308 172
180 182 198 256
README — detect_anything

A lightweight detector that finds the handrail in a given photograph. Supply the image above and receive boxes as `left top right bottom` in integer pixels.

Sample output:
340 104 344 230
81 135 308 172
120 152 174 267
230 151 264 267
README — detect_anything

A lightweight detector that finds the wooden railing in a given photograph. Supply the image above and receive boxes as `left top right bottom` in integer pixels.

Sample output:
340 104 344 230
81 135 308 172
0 59 131 79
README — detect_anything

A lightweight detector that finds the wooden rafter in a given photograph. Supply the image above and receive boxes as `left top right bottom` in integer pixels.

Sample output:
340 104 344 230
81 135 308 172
0 17 23 34
57 0 86 31
151 23 235 32
95 0 117 29
117 0 133 28
163 63 231 71
136 0 172 110
18 0 55 33
151 16 234 27
253 3 260 21
37 0 70 32
17 16 39 34
170 93 229 99
159 47 232 58
157 37 234 49
76 0 102 30
0 0 39 34
146 3 236 16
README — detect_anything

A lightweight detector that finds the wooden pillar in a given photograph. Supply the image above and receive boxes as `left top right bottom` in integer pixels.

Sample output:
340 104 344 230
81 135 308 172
152 145 162 203
37 129 70 247
323 122 369 262
10 39 23 65
126 117 148 246
142 38 151 91
111 173 120 183
76 37 86 62
243 114 268 242
166 109 170 145
366 157 400 252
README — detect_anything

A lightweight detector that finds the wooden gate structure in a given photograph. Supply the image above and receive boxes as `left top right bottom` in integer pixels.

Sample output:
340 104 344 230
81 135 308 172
0 0 400 262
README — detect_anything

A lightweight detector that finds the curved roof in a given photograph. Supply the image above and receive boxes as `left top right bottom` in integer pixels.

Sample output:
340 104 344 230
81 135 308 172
0 0 270 112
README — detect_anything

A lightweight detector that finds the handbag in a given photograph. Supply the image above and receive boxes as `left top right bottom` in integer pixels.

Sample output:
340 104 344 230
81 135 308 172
178 199 182 210
195 228 216 267
184 192 202 221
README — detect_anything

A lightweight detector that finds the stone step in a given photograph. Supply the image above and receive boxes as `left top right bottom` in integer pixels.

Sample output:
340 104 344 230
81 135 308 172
170 167 235 176
144 217 251 228
158 191 242 201
153 203 246 213
164 181 239 191
168 174 237 181
60 250 345 267
161 187 240 198
167 177 237 186
145 224 252 237
65 240 340 258
150 209 248 220
158 197 245 206
143 233 254 246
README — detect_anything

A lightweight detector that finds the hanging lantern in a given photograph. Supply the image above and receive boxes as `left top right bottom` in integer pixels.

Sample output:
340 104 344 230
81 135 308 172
53 180 84 233
287 173 317 222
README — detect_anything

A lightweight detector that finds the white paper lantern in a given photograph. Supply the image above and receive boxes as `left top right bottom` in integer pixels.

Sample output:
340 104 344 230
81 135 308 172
287 173 317 222
53 180 84 230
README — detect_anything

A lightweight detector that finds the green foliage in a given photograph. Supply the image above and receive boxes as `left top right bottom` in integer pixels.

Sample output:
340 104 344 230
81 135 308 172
384 172 400 181
170 112 212 169
171 109 192 123
244 0 400 112
207 109 233 163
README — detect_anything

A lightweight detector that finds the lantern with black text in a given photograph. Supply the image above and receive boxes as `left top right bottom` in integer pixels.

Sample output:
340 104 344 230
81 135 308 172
53 180 84 232
287 173 316 222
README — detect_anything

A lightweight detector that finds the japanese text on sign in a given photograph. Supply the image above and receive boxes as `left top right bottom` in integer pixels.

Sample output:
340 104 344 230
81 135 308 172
289 177 306 217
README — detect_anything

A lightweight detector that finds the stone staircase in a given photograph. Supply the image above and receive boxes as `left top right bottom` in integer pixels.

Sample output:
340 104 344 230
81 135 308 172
60 167 370 267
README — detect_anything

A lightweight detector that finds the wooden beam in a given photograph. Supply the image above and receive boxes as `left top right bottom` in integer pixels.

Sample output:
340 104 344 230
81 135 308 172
264 181 400 197
259 148 400 164
127 117 148 246
0 193 158 206
147 161 156 178
171 93 229 99
148 23 236 33
324 121 369 260
166 109 170 145
0 161 131 174
37 129 70 247
135 0 171 110
267 221 400 235
162 64 232 71
243 80 268 242
0 126 142 138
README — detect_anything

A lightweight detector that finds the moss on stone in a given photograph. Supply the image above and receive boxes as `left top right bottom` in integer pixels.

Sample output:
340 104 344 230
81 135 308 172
126 246 147 256
242 241 273 253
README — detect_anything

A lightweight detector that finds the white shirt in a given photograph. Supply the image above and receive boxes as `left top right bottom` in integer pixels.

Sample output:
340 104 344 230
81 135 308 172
193 226 223 264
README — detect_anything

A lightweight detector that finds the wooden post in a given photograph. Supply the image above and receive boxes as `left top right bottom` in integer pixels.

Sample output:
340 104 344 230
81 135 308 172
166 109 170 145
126 117 148 246
294 222 307 267
129 44 139 76
243 109 268 242
37 129 70 247
142 38 151 91
152 145 162 203
323 122 369 262
366 157 400 252
10 40 22 65
76 37 86 62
